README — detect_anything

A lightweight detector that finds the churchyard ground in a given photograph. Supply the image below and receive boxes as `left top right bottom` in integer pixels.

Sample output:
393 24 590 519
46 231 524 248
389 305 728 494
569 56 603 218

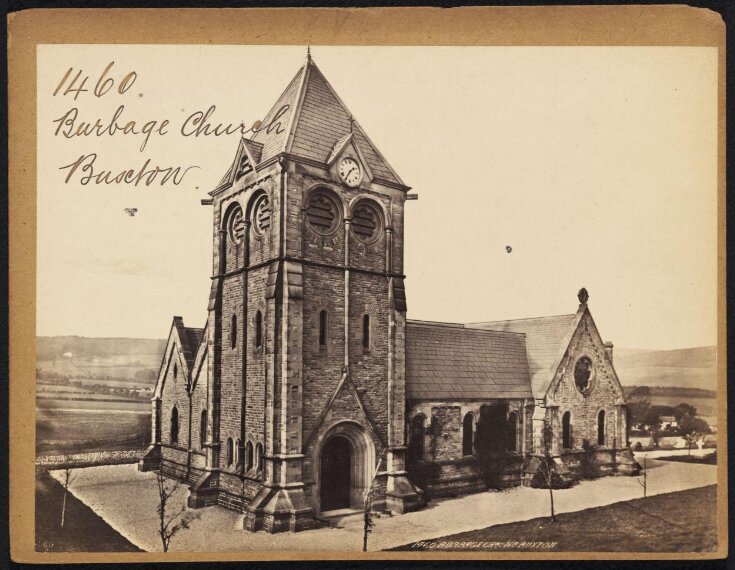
392 485 717 552
42 449 718 553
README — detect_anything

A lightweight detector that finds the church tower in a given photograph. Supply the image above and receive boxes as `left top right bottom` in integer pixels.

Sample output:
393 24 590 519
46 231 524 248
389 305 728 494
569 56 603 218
154 51 422 532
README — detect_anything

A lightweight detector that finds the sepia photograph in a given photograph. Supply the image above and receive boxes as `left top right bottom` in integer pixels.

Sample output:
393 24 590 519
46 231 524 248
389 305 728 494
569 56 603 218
9 6 726 562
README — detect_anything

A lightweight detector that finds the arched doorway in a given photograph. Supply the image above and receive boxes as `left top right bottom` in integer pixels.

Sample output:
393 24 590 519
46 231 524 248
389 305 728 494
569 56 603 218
320 435 353 512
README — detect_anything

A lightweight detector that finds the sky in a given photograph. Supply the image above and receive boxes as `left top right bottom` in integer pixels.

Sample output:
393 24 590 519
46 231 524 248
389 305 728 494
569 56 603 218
36 45 719 350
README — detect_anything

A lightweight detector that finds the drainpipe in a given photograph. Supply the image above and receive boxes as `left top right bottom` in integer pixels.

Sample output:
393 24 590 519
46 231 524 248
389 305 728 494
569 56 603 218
344 213 351 372
187 383 193 480
241 219 251 476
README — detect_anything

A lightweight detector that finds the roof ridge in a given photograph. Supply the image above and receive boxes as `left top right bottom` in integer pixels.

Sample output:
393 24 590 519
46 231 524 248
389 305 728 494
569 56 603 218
407 319 464 328
467 313 577 326
408 320 526 336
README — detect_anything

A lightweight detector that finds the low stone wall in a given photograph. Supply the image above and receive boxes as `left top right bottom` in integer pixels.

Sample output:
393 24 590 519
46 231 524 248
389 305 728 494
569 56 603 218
409 457 486 499
36 449 145 471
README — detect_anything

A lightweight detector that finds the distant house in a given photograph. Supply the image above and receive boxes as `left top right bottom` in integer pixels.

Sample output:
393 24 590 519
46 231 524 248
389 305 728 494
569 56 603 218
701 416 718 433
659 415 678 429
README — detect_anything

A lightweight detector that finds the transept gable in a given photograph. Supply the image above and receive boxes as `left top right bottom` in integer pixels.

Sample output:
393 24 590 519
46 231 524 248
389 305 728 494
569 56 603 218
547 308 625 406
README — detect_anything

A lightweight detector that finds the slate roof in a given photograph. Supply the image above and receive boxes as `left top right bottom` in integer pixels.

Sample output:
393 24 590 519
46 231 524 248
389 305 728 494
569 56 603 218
214 55 405 191
405 321 532 401
171 316 204 370
466 313 580 398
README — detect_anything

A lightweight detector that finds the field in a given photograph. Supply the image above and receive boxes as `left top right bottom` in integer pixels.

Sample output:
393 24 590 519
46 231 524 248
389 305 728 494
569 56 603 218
35 336 163 458
37 407 150 456
648 395 717 418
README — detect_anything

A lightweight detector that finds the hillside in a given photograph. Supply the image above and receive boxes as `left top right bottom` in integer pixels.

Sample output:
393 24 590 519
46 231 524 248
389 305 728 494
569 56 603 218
35 337 719 392
614 346 717 391
36 336 167 383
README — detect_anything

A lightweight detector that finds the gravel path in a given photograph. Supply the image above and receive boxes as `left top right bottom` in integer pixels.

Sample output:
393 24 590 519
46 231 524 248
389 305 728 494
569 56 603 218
51 449 717 552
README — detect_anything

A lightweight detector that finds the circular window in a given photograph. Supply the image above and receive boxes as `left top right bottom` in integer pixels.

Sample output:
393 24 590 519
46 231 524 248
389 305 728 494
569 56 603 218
227 206 245 244
251 194 271 236
351 201 383 244
574 356 595 393
306 192 341 235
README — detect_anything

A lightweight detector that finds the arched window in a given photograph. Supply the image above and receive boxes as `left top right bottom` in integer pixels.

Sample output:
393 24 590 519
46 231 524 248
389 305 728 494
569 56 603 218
319 309 328 349
226 437 234 467
230 314 237 349
597 410 606 446
256 443 264 474
408 415 425 464
235 439 242 467
507 411 520 452
245 441 253 471
255 311 263 349
562 411 572 449
170 406 179 446
462 413 474 456
173 362 177 381
200 410 207 448
362 314 370 352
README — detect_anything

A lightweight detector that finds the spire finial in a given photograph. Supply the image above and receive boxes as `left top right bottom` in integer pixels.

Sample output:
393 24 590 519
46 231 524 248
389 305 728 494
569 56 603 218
306 45 312 62
578 287 589 305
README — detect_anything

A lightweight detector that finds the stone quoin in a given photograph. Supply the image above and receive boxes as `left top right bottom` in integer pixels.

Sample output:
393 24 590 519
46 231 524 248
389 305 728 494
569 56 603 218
140 53 640 533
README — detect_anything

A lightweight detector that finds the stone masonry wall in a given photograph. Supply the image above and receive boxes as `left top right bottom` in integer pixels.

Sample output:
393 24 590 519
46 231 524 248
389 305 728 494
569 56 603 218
431 406 462 462
219 274 244 472
245 266 268 454
349 271 390 443
160 345 189 451
190 349 209 452
301 264 345 443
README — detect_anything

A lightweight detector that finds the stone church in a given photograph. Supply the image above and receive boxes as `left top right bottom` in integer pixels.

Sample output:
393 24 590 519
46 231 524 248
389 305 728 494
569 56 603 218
140 53 640 533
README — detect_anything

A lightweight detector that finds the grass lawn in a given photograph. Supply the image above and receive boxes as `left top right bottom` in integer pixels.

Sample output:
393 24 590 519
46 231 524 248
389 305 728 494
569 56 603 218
656 452 717 465
392 485 717 552
35 470 142 552
36 408 150 455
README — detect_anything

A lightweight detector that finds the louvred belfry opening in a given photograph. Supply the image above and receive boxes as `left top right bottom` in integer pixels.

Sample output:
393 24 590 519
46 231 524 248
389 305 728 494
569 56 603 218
252 194 271 234
352 202 380 243
306 193 340 234
229 208 245 244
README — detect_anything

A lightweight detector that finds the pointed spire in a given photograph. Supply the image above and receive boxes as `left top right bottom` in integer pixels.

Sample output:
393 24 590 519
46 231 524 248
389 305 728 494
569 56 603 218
306 45 312 63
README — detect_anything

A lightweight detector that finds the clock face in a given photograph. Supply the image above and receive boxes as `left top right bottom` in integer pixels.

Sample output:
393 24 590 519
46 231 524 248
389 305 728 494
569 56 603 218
338 157 362 187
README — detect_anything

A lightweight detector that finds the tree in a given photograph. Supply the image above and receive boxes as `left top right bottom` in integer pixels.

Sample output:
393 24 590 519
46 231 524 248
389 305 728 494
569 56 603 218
60 468 75 528
627 386 652 426
674 403 697 421
642 405 675 430
679 415 712 436
637 455 648 498
539 417 556 522
155 472 198 552
683 432 699 455
677 411 710 437
362 448 386 552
